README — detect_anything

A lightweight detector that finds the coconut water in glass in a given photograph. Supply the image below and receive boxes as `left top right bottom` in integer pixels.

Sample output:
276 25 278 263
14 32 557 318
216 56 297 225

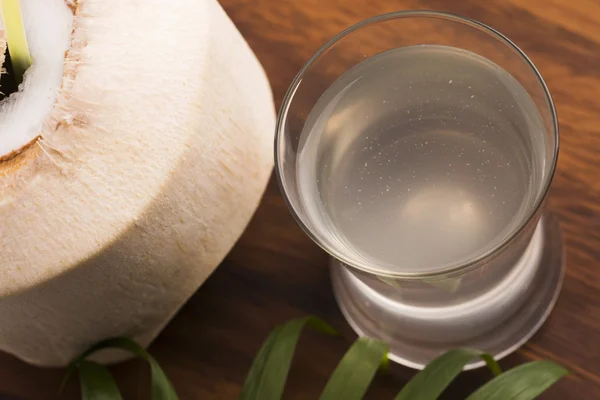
275 11 562 369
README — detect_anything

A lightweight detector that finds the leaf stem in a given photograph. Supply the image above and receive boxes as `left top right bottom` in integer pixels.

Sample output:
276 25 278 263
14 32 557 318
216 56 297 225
1 0 32 85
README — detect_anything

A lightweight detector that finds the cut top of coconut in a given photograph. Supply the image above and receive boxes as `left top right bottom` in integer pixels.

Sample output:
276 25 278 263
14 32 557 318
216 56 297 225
0 0 73 158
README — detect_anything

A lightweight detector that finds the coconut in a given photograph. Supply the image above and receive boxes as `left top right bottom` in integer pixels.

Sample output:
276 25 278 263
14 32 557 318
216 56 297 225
0 0 275 366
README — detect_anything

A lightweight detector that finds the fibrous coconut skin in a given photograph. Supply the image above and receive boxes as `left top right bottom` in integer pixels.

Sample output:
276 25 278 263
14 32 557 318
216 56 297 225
0 0 275 367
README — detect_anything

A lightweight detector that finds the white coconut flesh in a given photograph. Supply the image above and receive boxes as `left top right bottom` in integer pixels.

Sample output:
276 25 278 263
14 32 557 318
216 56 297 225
0 0 72 157
0 0 275 366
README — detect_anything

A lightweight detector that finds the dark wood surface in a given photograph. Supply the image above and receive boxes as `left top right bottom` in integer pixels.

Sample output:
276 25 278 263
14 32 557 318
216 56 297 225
3 0 600 398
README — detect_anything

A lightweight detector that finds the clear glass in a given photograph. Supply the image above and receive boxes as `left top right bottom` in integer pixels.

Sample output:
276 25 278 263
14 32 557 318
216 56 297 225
275 11 561 368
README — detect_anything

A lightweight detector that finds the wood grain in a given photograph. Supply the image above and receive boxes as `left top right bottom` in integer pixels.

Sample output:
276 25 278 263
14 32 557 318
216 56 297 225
1 0 599 398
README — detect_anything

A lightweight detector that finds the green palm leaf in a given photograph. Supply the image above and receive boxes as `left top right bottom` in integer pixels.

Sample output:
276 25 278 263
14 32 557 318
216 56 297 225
396 349 502 400
64 337 178 400
63 315 566 400
239 316 338 400
319 338 389 400
78 360 122 400
466 360 568 400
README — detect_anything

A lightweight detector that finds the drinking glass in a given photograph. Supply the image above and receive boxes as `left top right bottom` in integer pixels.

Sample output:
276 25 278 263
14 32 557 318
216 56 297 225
275 11 561 369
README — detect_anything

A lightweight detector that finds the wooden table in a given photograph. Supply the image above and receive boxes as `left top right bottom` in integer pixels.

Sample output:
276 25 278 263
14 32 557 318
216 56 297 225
2 0 599 398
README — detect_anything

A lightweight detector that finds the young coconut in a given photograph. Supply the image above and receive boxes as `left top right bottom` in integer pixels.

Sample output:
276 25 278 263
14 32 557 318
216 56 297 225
0 0 275 366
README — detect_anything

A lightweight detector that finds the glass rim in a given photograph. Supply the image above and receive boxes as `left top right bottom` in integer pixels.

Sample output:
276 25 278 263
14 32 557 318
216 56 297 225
274 10 560 279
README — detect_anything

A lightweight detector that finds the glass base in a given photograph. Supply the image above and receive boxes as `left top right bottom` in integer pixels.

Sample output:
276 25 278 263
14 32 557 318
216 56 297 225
331 213 565 370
